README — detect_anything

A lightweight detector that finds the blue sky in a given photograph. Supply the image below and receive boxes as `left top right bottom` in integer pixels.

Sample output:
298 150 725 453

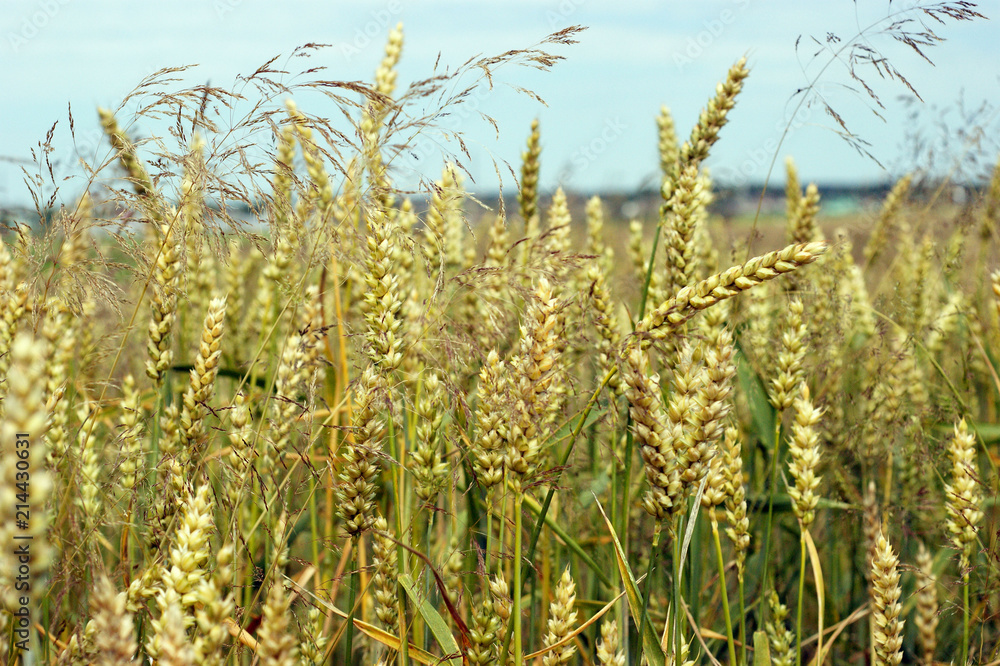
1 1 997 207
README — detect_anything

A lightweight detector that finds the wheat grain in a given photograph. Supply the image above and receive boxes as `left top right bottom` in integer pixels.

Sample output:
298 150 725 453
871 531 904 666
635 241 828 346
721 426 750 582
473 350 508 492
372 515 399 631
507 277 562 491
913 541 938 666
336 366 384 536
411 369 448 503
541 565 578 666
596 618 625 666
145 220 182 384
90 576 137 666
468 594 502 666
787 385 823 529
766 590 795 666
657 105 678 178
519 119 541 228
945 417 982 572
623 346 677 521
864 173 912 265
179 296 227 461
0 334 52 610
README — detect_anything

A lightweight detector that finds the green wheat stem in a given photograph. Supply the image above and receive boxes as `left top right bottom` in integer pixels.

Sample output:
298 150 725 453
711 514 738 666
620 422 634 666
638 225 661 320
390 412 410 666
760 416 783 621
738 574 747 666
486 492 495 574
498 367 618 666
513 495 524 666
523 366 615 571
308 476 321 577
796 531 807 666
963 571 970 666
672 517 683 665
423 514 434 650
343 538 358 666
637 521 663 663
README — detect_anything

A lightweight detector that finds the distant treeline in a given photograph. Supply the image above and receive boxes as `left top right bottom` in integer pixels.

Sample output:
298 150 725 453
1 178 981 228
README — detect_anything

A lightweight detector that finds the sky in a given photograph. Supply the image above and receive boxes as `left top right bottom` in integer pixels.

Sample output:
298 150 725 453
1 1 998 208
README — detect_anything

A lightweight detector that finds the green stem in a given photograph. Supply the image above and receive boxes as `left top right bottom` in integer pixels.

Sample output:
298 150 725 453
673 515 684 665
343 539 358 666
513 495 524 666
391 413 410 666
690 511 703 628
795 531 807 666
712 516 738 666
486 493 495 574
738 574 747 666
423 515 434 650
621 424 634 665
963 570 970 666
308 476 321 577
500 369 618 665
519 494 613 588
638 225 662 319
760 417 783 621
637 523 663 662
524 369 616 570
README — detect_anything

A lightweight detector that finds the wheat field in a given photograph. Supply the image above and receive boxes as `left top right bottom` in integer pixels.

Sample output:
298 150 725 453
1 17 999 666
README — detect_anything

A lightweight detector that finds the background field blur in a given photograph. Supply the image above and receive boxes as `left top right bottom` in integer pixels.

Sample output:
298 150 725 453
2 1 999 215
